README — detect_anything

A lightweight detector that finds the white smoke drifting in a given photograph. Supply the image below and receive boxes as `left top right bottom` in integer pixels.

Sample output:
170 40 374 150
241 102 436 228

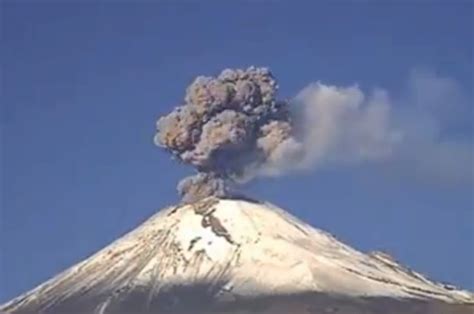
155 67 473 202
258 83 402 176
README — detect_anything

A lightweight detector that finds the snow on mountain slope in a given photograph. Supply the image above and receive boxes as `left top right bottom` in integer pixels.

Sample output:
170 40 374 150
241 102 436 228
1 197 473 314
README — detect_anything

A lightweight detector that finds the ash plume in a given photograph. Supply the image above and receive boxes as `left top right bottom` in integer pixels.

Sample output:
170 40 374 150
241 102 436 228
154 66 297 202
155 66 472 202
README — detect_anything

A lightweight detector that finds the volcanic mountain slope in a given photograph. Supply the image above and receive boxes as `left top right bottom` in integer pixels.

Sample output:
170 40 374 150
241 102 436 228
1 197 473 314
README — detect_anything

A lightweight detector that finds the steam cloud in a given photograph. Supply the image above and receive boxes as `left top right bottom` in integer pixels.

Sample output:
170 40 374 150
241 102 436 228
155 67 473 202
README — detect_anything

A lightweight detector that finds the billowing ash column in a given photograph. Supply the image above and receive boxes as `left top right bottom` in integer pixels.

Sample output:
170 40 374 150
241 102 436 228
154 67 300 203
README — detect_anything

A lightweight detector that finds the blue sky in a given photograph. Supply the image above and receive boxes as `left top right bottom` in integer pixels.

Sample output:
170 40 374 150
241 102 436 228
1 1 473 302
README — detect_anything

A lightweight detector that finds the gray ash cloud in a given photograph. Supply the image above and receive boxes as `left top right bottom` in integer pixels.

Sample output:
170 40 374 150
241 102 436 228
154 66 297 202
155 66 472 203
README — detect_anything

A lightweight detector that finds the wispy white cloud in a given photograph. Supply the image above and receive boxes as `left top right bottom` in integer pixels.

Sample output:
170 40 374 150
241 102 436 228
262 70 473 185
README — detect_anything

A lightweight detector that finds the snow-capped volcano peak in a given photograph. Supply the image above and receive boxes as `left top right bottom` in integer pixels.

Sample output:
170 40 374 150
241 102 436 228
2 197 473 314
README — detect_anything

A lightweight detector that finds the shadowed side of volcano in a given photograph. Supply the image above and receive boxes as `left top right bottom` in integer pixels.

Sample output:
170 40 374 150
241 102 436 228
3 289 473 314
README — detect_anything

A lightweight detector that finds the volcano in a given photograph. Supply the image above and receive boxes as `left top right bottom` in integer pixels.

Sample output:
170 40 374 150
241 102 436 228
1 197 473 314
